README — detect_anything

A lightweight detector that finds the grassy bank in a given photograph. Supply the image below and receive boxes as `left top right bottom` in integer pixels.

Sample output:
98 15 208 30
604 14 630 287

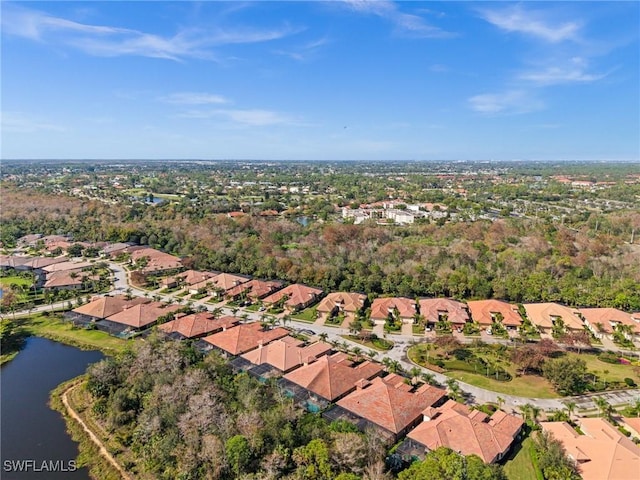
18 313 130 355
0 351 20 365
50 378 124 480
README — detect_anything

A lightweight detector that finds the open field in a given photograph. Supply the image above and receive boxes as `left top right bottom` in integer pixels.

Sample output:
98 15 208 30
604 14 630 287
18 313 130 355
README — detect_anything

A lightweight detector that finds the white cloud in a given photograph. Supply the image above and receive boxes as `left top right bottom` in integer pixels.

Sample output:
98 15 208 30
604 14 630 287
178 108 294 126
343 0 452 38
274 37 330 61
161 92 229 105
479 5 581 43
1 5 299 61
468 90 544 115
1 112 67 133
519 58 610 86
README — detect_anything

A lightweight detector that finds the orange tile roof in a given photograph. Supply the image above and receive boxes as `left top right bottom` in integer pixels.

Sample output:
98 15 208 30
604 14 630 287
170 270 218 286
106 301 181 329
578 308 639 334
241 337 332 372
370 297 416 320
44 271 96 289
522 303 584 331
283 352 383 401
202 322 289 355
157 312 238 338
466 299 522 327
191 272 250 292
419 298 470 325
408 400 523 464
540 419 640 480
316 292 366 314
72 295 149 319
23 256 67 269
262 284 324 309
42 261 93 273
130 247 182 273
225 279 283 299
337 375 447 434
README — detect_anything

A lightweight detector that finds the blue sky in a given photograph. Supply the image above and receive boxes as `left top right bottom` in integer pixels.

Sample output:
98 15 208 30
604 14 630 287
2 1 638 161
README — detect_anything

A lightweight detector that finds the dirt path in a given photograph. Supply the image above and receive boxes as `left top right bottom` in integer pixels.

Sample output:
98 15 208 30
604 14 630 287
61 383 133 480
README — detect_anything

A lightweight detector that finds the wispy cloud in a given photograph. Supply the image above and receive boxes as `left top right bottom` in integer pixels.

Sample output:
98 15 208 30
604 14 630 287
479 5 581 43
274 37 330 62
161 92 229 105
1 5 299 61
468 90 544 115
178 108 295 126
519 57 611 86
1 112 67 133
343 0 452 38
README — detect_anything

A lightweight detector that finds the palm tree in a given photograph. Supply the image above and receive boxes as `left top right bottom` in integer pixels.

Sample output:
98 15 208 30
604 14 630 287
518 403 532 422
446 378 462 401
318 332 329 343
565 401 577 420
211 307 224 319
282 314 292 327
421 372 438 386
351 346 363 362
594 396 613 420
366 349 377 361
410 366 422 385
496 396 505 410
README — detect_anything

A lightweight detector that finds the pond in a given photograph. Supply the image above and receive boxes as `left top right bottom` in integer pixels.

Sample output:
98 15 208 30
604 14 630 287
1 337 104 479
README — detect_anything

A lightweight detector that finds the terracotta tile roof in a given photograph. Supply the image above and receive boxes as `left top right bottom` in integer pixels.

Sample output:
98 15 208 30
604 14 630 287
44 271 97 289
202 322 289 355
45 240 73 252
316 292 367 314
157 312 238 338
22 256 67 269
262 284 324 309
522 303 584 331
540 419 640 480
419 298 470 325
106 301 181 329
0 255 33 268
72 295 149 319
100 242 132 256
336 375 447 435
283 352 383 401
578 308 639 334
164 270 218 287
370 297 416 320
241 337 332 372
408 399 524 464
42 261 93 273
225 279 284 300
130 248 182 273
466 299 522 327
191 272 250 292
621 417 640 439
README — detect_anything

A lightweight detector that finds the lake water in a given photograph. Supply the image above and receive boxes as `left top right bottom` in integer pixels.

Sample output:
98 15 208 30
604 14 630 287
1 337 104 479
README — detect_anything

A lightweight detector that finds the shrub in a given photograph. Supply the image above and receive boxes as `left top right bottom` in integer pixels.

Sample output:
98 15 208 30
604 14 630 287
624 377 637 387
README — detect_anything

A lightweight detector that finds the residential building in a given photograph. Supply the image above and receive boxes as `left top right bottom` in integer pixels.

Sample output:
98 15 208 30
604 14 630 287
225 279 284 302
540 419 640 480
158 312 239 339
130 247 182 274
262 284 324 312
466 299 522 331
202 322 289 356
522 303 584 335
419 298 470 331
161 270 217 289
333 374 447 441
370 297 417 325
241 336 332 373
316 292 367 323
407 399 524 464
70 295 149 321
104 301 181 331
578 307 640 341
189 272 250 296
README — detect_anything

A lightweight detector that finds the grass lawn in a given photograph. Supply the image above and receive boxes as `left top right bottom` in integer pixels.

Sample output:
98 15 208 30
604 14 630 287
292 308 317 322
573 352 640 385
341 335 394 351
245 304 260 312
503 437 540 480
0 276 34 288
446 371 558 398
18 313 130 355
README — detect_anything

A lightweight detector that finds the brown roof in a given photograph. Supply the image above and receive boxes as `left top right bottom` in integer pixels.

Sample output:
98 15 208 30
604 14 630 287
0 255 31 268
225 279 284 300
42 261 93 273
165 270 218 286
370 297 416 320
540 419 640 480
522 303 584 331
262 284 324 309
466 299 522 327
22 256 67 269
106 301 181 329
130 248 182 273
202 322 289 355
157 312 239 338
408 399 524 464
241 337 332 372
419 298 470 325
336 375 446 435
191 272 250 292
316 292 367 314
283 352 383 401
73 295 149 319
44 271 96 288
578 308 638 334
